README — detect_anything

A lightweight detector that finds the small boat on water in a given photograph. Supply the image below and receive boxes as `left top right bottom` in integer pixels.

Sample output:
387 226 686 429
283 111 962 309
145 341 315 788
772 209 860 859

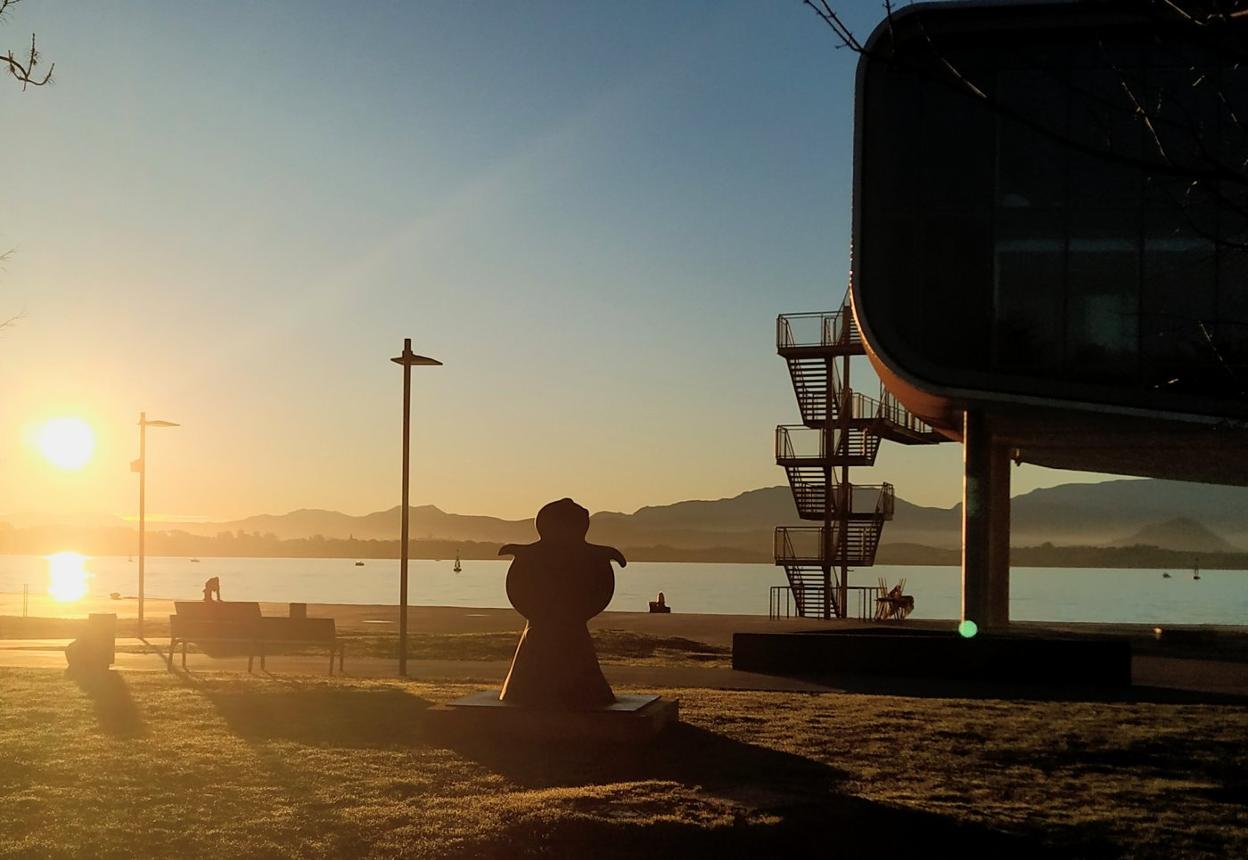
355 561 365 567
190 558 200 563
1162 572 1171 579
1193 559 1201 581
453 551 462 573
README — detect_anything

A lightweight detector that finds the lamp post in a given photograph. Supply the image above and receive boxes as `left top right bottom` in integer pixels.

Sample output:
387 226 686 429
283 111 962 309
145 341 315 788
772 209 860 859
132 412 179 639
391 338 441 676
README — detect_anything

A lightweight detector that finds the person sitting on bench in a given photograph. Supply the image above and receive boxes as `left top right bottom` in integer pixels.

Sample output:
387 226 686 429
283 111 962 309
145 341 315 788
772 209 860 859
203 576 221 602
648 591 671 614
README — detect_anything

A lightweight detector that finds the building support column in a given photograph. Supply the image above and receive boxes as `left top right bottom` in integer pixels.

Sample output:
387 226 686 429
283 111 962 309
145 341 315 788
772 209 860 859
962 410 1010 629
986 440 1011 629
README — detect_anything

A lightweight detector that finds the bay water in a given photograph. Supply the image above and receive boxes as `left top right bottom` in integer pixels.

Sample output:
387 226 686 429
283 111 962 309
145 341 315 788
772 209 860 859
0 555 1244 626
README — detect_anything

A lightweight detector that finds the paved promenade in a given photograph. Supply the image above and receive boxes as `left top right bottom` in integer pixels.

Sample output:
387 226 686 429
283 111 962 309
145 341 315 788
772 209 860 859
2 636 1245 698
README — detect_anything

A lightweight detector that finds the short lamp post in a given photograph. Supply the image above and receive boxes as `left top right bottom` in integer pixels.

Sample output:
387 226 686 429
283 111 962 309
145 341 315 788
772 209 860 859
391 339 441 676
131 412 179 640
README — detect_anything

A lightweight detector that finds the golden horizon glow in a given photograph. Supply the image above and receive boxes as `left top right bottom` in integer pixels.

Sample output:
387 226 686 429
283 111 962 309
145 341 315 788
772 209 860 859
47 551 90 602
36 418 96 471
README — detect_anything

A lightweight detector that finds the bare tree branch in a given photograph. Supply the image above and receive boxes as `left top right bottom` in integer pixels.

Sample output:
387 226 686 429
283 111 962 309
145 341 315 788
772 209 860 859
1 0 53 89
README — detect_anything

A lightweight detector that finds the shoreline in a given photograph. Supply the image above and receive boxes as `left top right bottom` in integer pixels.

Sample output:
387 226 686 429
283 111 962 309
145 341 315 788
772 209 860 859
3 600 1246 642
4 550 1248 570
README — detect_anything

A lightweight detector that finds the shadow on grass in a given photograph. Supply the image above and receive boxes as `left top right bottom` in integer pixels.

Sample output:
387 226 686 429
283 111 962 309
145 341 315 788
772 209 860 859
778 672 1248 705
444 723 1104 858
72 670 147 738
181 675 433 748
592 630 728 663
988 733 1248 804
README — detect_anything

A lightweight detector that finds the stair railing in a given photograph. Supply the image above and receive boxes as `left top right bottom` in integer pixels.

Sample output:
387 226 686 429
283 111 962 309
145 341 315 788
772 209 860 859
777 316 796 349
775 426 796 461
776 425 842 461
877 387 937 436
777 310 858 349
875 482 896 519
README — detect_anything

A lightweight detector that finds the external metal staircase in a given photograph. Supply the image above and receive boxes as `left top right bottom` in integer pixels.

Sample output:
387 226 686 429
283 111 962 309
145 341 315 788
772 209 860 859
772 298 947 619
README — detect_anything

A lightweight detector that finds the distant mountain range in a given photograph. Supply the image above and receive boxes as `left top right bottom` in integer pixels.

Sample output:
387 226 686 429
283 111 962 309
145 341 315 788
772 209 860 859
3 478 1246 561
169 478 1248 552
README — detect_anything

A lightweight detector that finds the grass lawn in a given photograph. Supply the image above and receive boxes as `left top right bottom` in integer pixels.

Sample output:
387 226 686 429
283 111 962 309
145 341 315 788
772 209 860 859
1 667 1245 858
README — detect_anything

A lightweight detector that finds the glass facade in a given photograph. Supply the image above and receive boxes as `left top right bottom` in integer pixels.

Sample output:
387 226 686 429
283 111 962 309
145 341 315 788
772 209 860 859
857 12 1248 416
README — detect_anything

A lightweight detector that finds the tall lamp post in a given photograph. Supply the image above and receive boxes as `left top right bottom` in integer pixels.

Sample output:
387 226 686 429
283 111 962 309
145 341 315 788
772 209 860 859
391 338 441 676
132 412 179 639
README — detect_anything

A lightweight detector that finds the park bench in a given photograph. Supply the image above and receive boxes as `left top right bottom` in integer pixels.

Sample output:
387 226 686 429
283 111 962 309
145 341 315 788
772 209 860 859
168 601 344 674
257 615 344 674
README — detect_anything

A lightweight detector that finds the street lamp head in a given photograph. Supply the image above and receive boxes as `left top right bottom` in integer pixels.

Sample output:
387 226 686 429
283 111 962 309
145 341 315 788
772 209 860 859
142 419 180 428
391 337 442 367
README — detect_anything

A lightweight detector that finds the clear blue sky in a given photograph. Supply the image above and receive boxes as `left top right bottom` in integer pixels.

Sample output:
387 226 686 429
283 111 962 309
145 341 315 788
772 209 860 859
0 1 1110 522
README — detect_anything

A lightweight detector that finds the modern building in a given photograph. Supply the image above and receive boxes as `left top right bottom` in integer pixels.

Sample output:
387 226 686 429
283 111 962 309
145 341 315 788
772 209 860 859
851 1 1248 627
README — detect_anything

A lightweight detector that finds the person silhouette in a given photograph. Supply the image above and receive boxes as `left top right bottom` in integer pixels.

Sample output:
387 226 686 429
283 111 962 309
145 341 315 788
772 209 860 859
497 498 625 708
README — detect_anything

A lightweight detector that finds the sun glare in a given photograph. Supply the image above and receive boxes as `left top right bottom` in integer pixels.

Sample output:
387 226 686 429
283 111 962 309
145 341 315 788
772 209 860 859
36 417 95 470
47 552 90 602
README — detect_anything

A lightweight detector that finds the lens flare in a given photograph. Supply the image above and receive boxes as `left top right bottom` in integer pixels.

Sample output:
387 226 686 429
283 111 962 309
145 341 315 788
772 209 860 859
47 552 90 602
36 418 96 470
958 619 979 638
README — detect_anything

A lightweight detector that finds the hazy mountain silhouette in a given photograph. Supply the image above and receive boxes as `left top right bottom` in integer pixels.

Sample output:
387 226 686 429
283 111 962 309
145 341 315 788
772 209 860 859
202 506 536 543
5 478 1247 557
1110 517 1239 554
154 478 1248 551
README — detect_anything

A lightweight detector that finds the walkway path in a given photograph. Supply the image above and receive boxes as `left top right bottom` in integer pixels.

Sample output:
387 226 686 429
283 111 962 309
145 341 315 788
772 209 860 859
2 637 1245 698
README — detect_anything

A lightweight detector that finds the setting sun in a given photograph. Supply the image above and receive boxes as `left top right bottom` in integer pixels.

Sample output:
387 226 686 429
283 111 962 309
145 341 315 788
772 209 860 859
46 551 90 602
36 417 95 470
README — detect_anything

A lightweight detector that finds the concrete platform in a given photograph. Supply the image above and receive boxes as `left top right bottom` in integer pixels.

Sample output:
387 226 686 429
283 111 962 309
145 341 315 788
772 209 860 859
733 627 1133 687
430 691 680 742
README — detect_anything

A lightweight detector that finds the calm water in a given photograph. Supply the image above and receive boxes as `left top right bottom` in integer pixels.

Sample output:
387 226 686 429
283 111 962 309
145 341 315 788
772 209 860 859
0 555 1245 626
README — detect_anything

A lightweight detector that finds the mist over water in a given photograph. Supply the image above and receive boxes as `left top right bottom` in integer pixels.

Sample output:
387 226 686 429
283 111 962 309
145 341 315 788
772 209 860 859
0 555 1244 626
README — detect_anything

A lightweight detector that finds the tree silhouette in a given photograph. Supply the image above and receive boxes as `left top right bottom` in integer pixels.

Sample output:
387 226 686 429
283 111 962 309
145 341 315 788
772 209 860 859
1 0 52 89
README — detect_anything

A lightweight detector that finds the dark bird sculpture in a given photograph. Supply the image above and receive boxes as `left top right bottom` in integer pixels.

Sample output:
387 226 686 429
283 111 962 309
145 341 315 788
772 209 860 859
497 498 625 709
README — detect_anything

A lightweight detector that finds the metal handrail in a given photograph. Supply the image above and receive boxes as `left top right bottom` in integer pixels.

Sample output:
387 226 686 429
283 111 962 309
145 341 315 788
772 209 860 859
775 526 831 562
876 387 936 436
776 521 887 565
776 307 859 349
769 586 794 619
847 586 881 621
776 425 847 460
780 480 894 518
875 481 895 518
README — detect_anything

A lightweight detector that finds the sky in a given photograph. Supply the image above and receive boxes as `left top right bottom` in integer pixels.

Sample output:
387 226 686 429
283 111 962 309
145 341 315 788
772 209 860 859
0 0 1120 524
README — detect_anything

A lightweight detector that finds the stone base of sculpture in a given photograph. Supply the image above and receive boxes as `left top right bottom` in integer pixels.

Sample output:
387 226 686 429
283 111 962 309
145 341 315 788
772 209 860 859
433 691 679 743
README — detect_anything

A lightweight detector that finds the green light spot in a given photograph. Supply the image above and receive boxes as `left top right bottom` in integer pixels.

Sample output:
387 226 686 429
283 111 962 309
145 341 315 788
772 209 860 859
958 619 979 639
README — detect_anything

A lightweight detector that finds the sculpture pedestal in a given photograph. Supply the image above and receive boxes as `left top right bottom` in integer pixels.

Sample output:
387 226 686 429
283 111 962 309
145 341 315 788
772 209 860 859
433 692 679 743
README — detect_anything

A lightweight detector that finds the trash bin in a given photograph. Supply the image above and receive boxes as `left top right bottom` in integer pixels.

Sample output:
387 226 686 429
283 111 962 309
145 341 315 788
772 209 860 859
67 613 116 673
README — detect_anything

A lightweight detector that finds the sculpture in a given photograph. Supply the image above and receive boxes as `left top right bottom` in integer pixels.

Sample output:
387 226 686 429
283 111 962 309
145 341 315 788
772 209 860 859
498 498 626 708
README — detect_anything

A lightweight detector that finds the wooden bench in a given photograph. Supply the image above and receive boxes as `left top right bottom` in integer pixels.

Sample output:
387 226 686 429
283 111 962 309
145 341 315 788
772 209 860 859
168 602 343 674
257 616 344 674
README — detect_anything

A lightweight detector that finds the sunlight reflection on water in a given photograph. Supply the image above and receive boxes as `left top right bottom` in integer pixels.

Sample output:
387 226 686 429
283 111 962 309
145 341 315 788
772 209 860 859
46 551 90 602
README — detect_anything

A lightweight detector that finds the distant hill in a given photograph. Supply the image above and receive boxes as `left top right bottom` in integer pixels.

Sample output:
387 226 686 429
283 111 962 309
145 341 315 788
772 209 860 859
188 505 535 543
1111 517 1239 554
136 479 1248 552
1008 479 1248 547
4 478 1248 562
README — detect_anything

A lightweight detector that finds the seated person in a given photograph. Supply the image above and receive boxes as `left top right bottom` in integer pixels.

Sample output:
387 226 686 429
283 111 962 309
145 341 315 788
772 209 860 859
648 591 672 613
203 576 221 602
